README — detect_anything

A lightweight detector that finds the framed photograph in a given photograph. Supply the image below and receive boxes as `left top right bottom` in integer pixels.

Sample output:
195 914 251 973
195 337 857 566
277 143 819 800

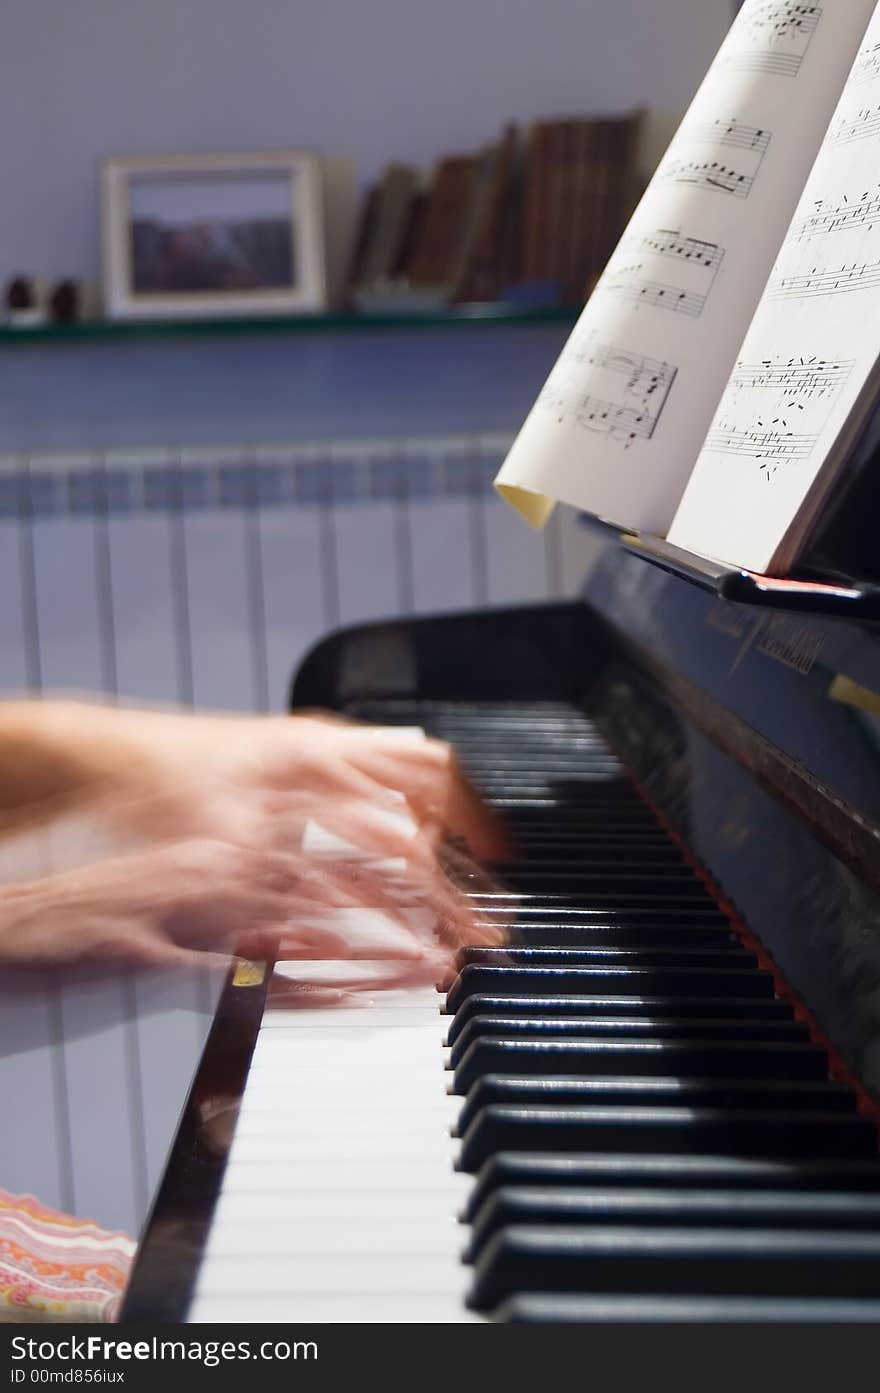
101 151 327 319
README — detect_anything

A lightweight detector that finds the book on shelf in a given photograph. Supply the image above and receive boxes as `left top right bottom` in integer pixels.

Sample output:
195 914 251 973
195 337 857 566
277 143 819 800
347 164 420 305
495 0 880 579
517 112 642 303
456 124 520 302
403 152 492 297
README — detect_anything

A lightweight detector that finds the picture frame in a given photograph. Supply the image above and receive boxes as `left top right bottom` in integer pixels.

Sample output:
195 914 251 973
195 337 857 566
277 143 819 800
100 151 328 319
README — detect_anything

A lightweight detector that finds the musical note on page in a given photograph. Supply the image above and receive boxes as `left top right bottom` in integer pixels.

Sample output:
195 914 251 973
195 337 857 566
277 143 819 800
830 103 880 145
539 339 677 446
659 119 771 199
790 188 880 241
659 159 755 198
703 424 818 463
702 353 851 478
638 230 726 273
850 40 880 86
721 2 821 79
599 229 726 319
727 356 854 395
765 259 880 298
692 120 773 155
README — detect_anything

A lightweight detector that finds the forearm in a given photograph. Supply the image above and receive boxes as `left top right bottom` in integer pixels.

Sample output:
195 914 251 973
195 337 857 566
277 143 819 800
0 699 167 814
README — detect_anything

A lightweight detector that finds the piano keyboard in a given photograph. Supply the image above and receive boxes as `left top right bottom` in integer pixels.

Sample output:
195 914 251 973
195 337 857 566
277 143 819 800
186 702 880 1322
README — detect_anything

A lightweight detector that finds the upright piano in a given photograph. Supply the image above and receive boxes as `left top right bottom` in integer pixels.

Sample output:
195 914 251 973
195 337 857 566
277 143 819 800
122 522 880 1322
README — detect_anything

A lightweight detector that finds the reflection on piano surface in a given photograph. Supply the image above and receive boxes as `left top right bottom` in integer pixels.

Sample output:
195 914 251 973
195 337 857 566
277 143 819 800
123 525 880 1322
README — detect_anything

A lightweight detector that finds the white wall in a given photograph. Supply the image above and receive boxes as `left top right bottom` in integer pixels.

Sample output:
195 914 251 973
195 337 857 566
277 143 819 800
1 0 732 285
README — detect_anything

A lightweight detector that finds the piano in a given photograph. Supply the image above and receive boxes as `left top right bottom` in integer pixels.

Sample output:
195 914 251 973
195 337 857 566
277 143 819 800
121 520 880 1322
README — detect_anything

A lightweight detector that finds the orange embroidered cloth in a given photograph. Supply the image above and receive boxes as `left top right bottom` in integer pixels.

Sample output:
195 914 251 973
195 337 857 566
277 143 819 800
0 1191 134 1322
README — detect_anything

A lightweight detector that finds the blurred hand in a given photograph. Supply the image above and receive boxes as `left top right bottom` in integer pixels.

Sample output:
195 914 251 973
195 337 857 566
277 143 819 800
0 834 487 973
0 702 508 981
104 708 508 864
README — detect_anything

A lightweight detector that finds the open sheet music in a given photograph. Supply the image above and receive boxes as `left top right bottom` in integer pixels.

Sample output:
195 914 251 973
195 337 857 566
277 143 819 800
495 0 880 576
669 1 880 572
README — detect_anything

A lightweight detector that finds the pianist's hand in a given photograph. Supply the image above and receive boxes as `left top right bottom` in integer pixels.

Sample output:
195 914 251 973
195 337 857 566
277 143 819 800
0 836 466 972
0 700 506 862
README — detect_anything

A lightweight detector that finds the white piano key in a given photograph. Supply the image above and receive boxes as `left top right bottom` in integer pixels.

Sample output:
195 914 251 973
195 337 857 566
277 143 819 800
246 1033 444 1065
227 1130 458 1164
192 969 475 1321
189 1293 479 1323
217 1158 472 1197
194 1252 467 1297
202 1218 465 1259
259 1007 443 1029
238 1085 456 1112
210 1188 466 1225
233 1104 460 1136
269 981 441 1008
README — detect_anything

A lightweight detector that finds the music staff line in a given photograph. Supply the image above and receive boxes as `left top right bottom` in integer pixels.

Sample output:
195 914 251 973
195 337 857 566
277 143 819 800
831 105 880 147
661 119 770 200
599 273 706 318
691 119 772 155
727 357 854 395
704 426 818 460
601 229 725 319
543 389 674 444
791 190 880 242
742 0 820 42
765 259 880 299
660 158 756 199
722 1 820 79
851 41 880 87
544 341 678 445
637 229 725 273
564 341 677 385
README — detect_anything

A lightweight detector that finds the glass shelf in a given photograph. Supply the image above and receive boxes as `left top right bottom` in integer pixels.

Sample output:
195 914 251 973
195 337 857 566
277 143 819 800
0 304 580 346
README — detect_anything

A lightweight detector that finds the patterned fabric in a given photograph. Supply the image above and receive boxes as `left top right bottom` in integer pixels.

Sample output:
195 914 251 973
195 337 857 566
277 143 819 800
0 1190 134 1322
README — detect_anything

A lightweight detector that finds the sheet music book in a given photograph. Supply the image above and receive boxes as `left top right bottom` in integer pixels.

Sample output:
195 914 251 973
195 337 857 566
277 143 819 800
495 0 880 576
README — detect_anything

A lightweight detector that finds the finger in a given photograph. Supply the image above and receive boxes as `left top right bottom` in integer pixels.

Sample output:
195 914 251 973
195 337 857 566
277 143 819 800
346 745 509 862
267 974 354 1009
92 921 206 969
271 957 450 994
254 752 392 804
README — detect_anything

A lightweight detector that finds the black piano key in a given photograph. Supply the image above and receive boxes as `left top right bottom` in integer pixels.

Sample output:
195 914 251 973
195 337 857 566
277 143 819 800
455 1074 854 1134
508 840 682 859
449 1017 809 1068
497 923 738 947
457 946 758 970
495 1294 880 1323
445 966 774 1013
465 1152 880 1220
470 1225 880 1310
491 870 709 892
491 801 672 819
468 1185 880 1257
509 838 677 856
446 995 792 1045
469 891 716 908
475 904 731 926
460 764 624 781
452 1038 826 1093
458 1105 878 1171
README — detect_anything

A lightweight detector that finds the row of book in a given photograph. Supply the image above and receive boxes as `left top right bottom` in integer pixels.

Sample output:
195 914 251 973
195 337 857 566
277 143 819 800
346 112 643 312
